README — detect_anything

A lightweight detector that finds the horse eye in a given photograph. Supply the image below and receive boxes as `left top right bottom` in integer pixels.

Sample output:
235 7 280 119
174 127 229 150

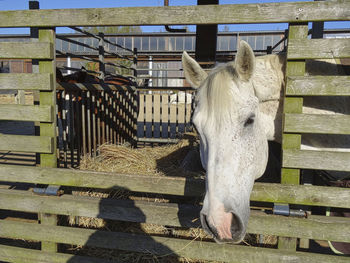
244 115 255 127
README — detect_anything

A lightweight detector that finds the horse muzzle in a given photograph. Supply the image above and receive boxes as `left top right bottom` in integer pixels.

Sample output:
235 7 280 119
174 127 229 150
200 201 250 244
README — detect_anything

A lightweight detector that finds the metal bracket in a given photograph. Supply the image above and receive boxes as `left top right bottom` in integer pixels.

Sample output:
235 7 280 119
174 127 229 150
273 203 306 218
33 185 63 196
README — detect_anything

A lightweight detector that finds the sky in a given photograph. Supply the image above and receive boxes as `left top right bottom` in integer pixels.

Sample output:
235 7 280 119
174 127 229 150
0 0 349 35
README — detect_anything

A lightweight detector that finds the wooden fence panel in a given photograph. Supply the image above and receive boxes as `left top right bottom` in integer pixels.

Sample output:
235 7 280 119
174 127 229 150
0 245 109 263
0 2 349 262
0 164 349 208
284 113 350 134
37 27 58 253
283 149 350 172
280 22 308 251
286 76 350 96
1 220 349 263
287 38 350 59
0 1 349 27
0 42 53 59
0 105 53 122
0 134 53 153
0 73 53 90
0 189 349 242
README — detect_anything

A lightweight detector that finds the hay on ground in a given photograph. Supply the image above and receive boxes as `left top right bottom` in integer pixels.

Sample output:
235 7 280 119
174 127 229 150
79 133 203 178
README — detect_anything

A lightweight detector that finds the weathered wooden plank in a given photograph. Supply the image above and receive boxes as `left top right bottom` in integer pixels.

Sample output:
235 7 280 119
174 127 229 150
0 73 53 91
0 244 111 263
0 189 200 228
0 164 205 196
282 134 301 150
0 105 53 122
0 134 53 153
283 149 350 172
278 237 297 251
281 22 308 250
37 28 58 253
39 29 57 168
253 182 350 208
283 97 303 114
281 24 307 185
0 2 349 28
288 38 350 59
1 220 349 263
0 165 349 208
284 113 350 135
0 42 53 59
286 76 350 96
0 189 349 242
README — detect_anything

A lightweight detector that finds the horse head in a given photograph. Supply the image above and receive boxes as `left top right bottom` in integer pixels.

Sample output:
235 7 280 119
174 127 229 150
182 41 271 243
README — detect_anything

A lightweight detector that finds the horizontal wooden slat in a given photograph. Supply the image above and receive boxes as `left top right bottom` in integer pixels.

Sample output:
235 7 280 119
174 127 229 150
0 105 53 122
1 221 348 263
288 38 350 59
0 188 200 229
0 164 349 208
249 212 350 243
283 149 350 172
0 189 349 242
0 42 53 59
0 73 53 91
0 164 205 196
0 2 349 28
284 113 350 134
286 76 350 96
0 134 53 153
0 244 111 263
251 183 350 208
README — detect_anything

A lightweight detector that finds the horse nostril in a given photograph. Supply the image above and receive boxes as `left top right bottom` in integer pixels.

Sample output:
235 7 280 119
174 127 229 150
202 214 218 239
230 212 245 243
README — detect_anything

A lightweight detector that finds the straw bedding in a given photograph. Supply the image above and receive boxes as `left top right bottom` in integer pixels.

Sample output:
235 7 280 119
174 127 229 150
79 133 202 178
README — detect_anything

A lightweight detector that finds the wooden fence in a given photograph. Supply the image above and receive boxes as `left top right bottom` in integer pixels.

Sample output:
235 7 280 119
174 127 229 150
137 87 195 145
56 83 138 167
0 1 350 262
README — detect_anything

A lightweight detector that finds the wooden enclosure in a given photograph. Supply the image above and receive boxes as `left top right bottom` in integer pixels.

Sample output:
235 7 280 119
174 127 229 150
57 84 138 166
0 1 350 262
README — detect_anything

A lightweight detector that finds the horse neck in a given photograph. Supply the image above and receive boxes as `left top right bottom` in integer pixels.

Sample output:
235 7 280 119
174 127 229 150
254 54 286 143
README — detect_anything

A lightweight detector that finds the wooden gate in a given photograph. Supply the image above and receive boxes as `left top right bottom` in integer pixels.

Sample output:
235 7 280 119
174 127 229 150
0 1 349 262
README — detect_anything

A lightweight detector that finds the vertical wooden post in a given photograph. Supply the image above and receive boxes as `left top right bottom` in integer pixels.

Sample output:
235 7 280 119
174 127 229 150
38 27 58 252
311 0 324 39
195 0 218 64
29 0 40 166
279 22 308 251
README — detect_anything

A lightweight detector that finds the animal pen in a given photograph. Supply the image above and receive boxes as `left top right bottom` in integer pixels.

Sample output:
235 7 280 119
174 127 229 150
0 1 349 262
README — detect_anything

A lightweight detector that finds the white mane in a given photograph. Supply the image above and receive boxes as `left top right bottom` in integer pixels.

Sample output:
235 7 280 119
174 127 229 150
196 63 257 129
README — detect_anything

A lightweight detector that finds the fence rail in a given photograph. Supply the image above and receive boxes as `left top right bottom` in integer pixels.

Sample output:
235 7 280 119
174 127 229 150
0 2 349 28
1 164 349 208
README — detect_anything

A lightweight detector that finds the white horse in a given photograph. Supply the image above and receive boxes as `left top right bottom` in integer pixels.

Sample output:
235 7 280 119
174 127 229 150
182 41 349 243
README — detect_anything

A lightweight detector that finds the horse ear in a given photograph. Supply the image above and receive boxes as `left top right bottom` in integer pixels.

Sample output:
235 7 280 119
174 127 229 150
235 41 255 81
182 51 208 89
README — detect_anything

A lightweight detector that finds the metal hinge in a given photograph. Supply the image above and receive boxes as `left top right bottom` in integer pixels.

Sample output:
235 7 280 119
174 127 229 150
273 203 307 218
33 185 63 196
